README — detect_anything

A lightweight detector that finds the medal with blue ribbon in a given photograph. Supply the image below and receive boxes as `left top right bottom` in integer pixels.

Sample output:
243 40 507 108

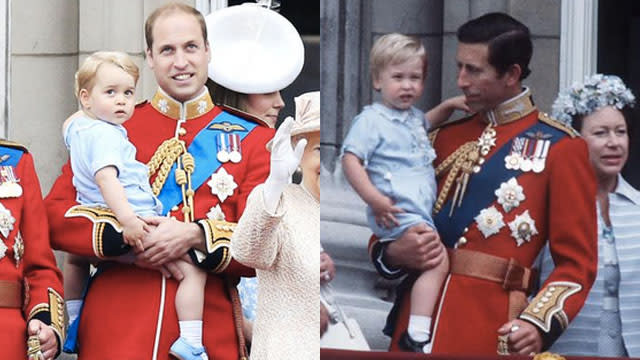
156 111 257 214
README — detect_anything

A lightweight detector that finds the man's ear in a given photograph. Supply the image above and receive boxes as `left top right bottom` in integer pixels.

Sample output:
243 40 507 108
145 48 154 69
504 64 522 87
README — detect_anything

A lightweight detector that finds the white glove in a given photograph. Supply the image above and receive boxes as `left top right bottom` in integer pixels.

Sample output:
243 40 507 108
263 117 307 214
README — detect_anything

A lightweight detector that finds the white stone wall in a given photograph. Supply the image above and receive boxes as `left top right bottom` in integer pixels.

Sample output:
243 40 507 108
10 0 193 195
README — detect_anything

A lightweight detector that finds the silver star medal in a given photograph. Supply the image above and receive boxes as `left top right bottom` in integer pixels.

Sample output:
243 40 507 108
474 206 505 238
0 238 6 261
508 210 538 246
207 167 238 203
206 204 226 221
0 202 15 238
0 166 22 198
495 177 525 213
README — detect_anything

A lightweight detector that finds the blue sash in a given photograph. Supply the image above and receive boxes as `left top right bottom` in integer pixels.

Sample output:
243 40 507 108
156 111 257 214
0 146 23 167
433 122 566 248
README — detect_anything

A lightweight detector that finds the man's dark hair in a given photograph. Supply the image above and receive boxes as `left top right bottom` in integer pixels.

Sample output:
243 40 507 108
457 12 532 80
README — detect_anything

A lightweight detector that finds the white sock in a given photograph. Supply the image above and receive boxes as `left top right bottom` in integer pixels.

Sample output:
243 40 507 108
408 315 431 342
66 299 83 324
179 320 203 348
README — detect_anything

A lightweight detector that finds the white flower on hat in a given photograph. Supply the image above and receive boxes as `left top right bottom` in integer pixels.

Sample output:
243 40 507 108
475 206 505 238
495 177 525 213
552 74 635 126
207 168 237 203
508 210 538 247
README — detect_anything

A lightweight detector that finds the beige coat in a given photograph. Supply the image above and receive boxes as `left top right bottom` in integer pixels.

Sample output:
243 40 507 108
231 184 320 359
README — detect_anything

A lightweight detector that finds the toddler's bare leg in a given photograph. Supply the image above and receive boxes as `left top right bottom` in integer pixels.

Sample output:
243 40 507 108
410 250 449 317
63 253 90 300
174 257 207 321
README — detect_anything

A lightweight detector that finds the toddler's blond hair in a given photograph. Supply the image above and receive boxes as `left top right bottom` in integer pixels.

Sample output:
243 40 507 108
75 51 139 99
369 33 427 84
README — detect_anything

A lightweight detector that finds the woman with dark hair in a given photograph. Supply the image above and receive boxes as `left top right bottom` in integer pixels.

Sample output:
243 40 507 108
539 74 639 357
206 79 285 128
203 4 305 350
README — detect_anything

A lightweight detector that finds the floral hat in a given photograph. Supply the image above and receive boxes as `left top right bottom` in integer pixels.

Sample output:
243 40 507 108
551 74 635 126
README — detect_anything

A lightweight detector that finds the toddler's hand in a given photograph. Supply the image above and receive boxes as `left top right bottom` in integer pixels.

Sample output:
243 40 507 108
444 95 471 113
371 195 404 229
122 217 147 252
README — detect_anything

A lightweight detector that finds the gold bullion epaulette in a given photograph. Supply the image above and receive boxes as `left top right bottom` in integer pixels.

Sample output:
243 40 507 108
219 105 271 128
0 139 28 153
538 112 579 138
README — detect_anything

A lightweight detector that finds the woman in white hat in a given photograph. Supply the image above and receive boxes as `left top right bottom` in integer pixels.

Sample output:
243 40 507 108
207 79 285 128
205 2 304 130
231 91 320 359
204 3 306 348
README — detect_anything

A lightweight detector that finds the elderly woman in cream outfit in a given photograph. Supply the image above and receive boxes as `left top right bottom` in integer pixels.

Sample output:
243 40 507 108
231 91 320 360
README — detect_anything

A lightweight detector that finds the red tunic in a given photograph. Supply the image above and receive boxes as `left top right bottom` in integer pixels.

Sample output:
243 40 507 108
0 143 64 359
375 93 598 354
45 89 273 359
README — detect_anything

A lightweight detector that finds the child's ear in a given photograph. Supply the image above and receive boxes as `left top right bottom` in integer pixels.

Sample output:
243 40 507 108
79 89 91 109
372 76 381 91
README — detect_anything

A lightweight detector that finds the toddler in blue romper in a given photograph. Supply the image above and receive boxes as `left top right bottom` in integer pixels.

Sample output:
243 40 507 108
62 51 209 360
342 103 437 238
341 33 454 353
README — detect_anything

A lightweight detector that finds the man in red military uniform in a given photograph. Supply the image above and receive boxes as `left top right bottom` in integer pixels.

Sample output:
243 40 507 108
0 141 64 360
369 13 598 355
45 4 278 359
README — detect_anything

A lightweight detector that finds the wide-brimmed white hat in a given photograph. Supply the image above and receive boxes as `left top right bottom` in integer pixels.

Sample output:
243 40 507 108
206 3 305 94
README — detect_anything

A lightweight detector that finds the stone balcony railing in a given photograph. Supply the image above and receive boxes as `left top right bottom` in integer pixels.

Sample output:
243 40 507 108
321 163 400 351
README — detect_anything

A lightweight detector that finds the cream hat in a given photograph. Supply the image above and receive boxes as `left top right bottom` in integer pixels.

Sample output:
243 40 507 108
290 91 320 137
267 91 320 151
205 3 305 94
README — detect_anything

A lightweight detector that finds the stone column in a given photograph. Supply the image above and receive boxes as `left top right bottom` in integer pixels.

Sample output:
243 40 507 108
321 0 444 171
10 0 79 193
